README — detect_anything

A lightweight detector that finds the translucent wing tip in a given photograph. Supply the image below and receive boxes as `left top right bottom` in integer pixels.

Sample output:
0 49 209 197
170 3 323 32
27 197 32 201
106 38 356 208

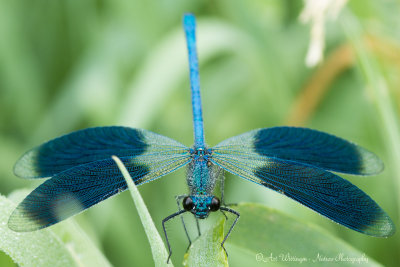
360 211 396 237
8 206 44 232
13 150 41 178
8 189 87 232
357 147 384 175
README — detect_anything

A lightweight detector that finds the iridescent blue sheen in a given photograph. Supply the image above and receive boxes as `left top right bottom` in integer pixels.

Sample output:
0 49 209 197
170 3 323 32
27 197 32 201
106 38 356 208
9 127 190 231
184 14 205 149
9 13 395 245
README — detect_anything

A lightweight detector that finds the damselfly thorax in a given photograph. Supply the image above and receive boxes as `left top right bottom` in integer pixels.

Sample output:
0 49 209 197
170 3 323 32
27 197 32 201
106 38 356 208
185 147 224 219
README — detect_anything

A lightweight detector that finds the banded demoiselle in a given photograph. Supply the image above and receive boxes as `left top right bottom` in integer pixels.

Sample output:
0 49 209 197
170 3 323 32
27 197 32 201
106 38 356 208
9 14 395 261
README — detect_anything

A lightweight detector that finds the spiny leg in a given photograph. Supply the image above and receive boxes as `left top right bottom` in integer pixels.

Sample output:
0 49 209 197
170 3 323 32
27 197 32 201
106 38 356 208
220 209 228 220
219 207 240 257
162 209 186 263
196 217 201 237
175 195 192 251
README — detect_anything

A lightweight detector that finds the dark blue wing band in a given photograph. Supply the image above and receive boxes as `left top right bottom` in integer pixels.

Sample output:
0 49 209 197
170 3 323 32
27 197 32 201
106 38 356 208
213 127 383 175
10 127 190 231
253 160 394 237
211 150 394 237
9 153 190 231
14 126 188 178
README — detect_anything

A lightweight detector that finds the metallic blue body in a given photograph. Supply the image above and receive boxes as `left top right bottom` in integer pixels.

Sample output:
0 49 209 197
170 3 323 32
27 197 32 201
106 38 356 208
184 14 205 149
9 13 395 242
187 147 221 218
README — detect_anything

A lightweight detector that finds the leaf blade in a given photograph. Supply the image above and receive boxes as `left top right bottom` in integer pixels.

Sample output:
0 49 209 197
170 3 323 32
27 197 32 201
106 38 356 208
112 155 173 267
184 217 228 267
0 194 76 267
226 203 382 267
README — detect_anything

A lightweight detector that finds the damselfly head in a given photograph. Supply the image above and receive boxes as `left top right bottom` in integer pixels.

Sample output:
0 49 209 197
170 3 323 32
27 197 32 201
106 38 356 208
182 195 220 219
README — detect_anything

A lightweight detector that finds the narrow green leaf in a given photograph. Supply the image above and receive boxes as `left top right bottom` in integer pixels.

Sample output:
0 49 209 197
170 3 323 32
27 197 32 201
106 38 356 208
4 190 112 267
0 194 76 267
51 220 112 267
112 156 173 267
225 203 381 267
183 217 228 267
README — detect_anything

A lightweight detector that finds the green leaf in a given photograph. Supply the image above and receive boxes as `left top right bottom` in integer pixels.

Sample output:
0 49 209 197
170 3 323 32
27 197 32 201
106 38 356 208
51 220 112 267
0 194 75 266
225 203 381 267
112 156 173 267
2 190 112 267
183 217 228 267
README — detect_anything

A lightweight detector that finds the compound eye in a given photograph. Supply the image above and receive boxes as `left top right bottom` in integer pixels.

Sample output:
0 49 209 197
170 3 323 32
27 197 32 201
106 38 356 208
209 197 220 212
182 196 194 211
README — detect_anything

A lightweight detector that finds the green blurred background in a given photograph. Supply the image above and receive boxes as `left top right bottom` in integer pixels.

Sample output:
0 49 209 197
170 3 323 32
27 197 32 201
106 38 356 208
0 0 399 266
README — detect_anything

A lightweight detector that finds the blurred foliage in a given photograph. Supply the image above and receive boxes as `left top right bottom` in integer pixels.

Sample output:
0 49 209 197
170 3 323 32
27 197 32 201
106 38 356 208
0 0 399 266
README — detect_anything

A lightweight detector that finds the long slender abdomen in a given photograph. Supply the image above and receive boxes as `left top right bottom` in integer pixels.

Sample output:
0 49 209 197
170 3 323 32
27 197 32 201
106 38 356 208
183 14 205 149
